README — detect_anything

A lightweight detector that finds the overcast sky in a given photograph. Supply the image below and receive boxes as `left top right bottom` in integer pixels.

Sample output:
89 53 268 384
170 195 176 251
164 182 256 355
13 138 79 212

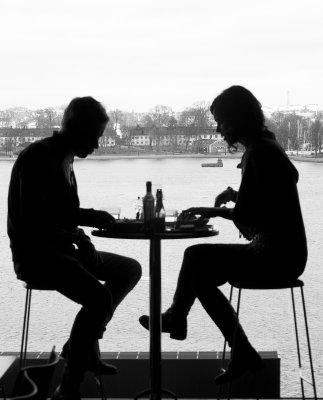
0 0 322 111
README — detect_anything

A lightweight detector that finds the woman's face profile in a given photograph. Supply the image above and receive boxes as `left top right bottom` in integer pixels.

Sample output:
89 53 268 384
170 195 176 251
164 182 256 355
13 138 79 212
214 116 237 146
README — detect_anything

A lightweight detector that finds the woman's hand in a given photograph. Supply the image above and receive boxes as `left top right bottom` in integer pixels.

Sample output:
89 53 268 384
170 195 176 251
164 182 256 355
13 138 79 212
214 187 236 207
177 210 209 226
182 207 217 218
182 206 234 221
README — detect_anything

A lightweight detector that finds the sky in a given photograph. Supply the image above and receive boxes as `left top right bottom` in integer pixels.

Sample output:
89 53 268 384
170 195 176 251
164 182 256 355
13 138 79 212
0 0 322 112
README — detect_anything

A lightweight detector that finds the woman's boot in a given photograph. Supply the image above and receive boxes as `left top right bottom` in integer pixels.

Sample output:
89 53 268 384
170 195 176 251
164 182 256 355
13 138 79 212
194 285 264 384
214 339 264 384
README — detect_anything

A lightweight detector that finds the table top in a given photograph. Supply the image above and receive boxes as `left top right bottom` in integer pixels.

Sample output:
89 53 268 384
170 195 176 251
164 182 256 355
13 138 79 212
92 226 219 240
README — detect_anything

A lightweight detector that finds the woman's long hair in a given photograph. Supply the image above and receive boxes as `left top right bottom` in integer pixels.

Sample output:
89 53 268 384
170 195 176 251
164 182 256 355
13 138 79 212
210 86 274 150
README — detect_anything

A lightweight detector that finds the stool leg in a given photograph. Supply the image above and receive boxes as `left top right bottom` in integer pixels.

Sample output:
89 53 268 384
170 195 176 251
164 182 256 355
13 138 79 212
217 285 234 400
227 288 242 400
94 341 106 400
20 288 32 370
300 286 318 400
291 287 305 400
221 285 234 368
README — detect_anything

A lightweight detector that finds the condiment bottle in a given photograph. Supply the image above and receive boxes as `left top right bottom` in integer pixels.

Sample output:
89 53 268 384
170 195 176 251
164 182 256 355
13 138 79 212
154 189 166 232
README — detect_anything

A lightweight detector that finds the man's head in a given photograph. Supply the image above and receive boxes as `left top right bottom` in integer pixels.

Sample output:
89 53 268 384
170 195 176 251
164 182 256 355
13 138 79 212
61 96 109 158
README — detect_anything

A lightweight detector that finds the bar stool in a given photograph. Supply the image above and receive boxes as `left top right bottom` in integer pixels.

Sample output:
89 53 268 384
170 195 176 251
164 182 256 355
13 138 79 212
221 279 317 400
20 282 56 370
20 281 107 400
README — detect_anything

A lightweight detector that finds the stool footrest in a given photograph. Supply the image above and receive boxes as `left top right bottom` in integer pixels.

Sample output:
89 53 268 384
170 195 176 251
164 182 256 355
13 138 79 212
300 371 315 386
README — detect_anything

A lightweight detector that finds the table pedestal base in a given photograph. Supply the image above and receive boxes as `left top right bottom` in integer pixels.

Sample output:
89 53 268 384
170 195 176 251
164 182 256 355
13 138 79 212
135 387 177 400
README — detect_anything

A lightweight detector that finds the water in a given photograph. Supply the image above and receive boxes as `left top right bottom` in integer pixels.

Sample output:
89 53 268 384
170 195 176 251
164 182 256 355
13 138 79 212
0 157 322 397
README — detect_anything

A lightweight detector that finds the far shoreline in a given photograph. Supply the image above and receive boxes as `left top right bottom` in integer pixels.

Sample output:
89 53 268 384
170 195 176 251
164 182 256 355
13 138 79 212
1 152 323 163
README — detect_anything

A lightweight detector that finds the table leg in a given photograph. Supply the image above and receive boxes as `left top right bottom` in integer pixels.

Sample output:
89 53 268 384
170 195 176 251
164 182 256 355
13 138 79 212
135 237 176 400
149 238 162 400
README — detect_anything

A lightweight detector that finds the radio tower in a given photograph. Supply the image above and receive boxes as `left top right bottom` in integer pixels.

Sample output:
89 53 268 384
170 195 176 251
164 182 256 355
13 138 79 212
287 90 290 107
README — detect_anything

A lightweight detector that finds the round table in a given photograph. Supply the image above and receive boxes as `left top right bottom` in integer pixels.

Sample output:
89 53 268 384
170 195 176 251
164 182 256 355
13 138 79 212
92 226 219 400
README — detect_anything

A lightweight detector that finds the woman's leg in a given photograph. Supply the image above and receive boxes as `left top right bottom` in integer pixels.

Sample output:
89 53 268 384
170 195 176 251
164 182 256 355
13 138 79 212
185 244 254 342
139 243 253 340
169 243 232 316
189 243 264 382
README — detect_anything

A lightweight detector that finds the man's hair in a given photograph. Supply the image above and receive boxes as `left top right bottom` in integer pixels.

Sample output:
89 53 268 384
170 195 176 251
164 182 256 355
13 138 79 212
61 96 109 132
210 85 265 133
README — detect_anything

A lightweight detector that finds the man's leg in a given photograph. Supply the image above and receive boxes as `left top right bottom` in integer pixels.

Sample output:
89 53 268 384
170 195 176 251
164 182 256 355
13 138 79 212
32 253 114 396
92 251 142 312
78 251 142 372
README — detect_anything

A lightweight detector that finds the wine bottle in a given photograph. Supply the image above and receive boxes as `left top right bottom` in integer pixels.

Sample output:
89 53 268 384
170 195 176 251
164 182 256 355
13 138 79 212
143 181 155 231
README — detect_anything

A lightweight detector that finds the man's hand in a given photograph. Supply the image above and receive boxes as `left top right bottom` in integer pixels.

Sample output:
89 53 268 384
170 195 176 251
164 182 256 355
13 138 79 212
90 210 116 229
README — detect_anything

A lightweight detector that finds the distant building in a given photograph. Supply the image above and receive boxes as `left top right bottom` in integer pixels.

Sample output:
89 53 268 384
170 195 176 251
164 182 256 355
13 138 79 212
207 139 227 153
129 128 150 147
0 127 119 154
128 126 222 150
100 127 118 148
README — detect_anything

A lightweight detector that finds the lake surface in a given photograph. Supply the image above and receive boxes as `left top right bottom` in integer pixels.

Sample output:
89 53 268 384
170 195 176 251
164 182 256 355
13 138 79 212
0 157 322 397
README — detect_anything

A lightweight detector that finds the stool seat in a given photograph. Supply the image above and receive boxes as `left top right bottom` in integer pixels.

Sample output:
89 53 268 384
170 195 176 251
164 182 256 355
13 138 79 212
220 278 317 400
229 278 304 290
23 281 56 291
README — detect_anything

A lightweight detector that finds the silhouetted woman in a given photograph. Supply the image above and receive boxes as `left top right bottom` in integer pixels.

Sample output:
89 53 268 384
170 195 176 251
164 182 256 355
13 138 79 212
139 85 307 383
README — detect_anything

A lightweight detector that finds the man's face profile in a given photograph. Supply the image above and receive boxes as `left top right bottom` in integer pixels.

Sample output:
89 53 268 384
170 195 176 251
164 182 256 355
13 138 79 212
72 122 106 158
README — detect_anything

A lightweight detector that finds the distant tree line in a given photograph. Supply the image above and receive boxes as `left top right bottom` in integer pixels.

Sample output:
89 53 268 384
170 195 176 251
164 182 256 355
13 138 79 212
268 111 323 156
1 103 322 155
0 107 63 129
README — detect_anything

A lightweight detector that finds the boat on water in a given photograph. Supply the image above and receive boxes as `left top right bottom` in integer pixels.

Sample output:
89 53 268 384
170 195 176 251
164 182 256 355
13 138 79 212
201 158 223 167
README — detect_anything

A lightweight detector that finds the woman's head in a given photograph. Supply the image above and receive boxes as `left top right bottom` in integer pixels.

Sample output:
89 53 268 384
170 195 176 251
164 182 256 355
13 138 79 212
210 86 266 147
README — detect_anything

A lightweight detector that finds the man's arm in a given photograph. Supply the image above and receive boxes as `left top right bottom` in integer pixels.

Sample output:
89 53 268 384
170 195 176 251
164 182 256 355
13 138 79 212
19 154 80 230
78 208 115 229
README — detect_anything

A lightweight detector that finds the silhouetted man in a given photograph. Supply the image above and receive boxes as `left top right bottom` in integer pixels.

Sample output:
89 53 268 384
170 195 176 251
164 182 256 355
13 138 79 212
7 97 142 400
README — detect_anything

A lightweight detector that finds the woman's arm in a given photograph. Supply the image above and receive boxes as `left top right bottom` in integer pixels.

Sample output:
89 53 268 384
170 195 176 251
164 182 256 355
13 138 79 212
214 186 237 206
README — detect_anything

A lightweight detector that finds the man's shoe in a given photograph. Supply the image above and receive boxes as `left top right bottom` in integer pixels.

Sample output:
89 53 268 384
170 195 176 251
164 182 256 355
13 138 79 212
88 358 118 375
51 385 80 400
61 341 118 376
214 345 264 385
139 310 187 340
